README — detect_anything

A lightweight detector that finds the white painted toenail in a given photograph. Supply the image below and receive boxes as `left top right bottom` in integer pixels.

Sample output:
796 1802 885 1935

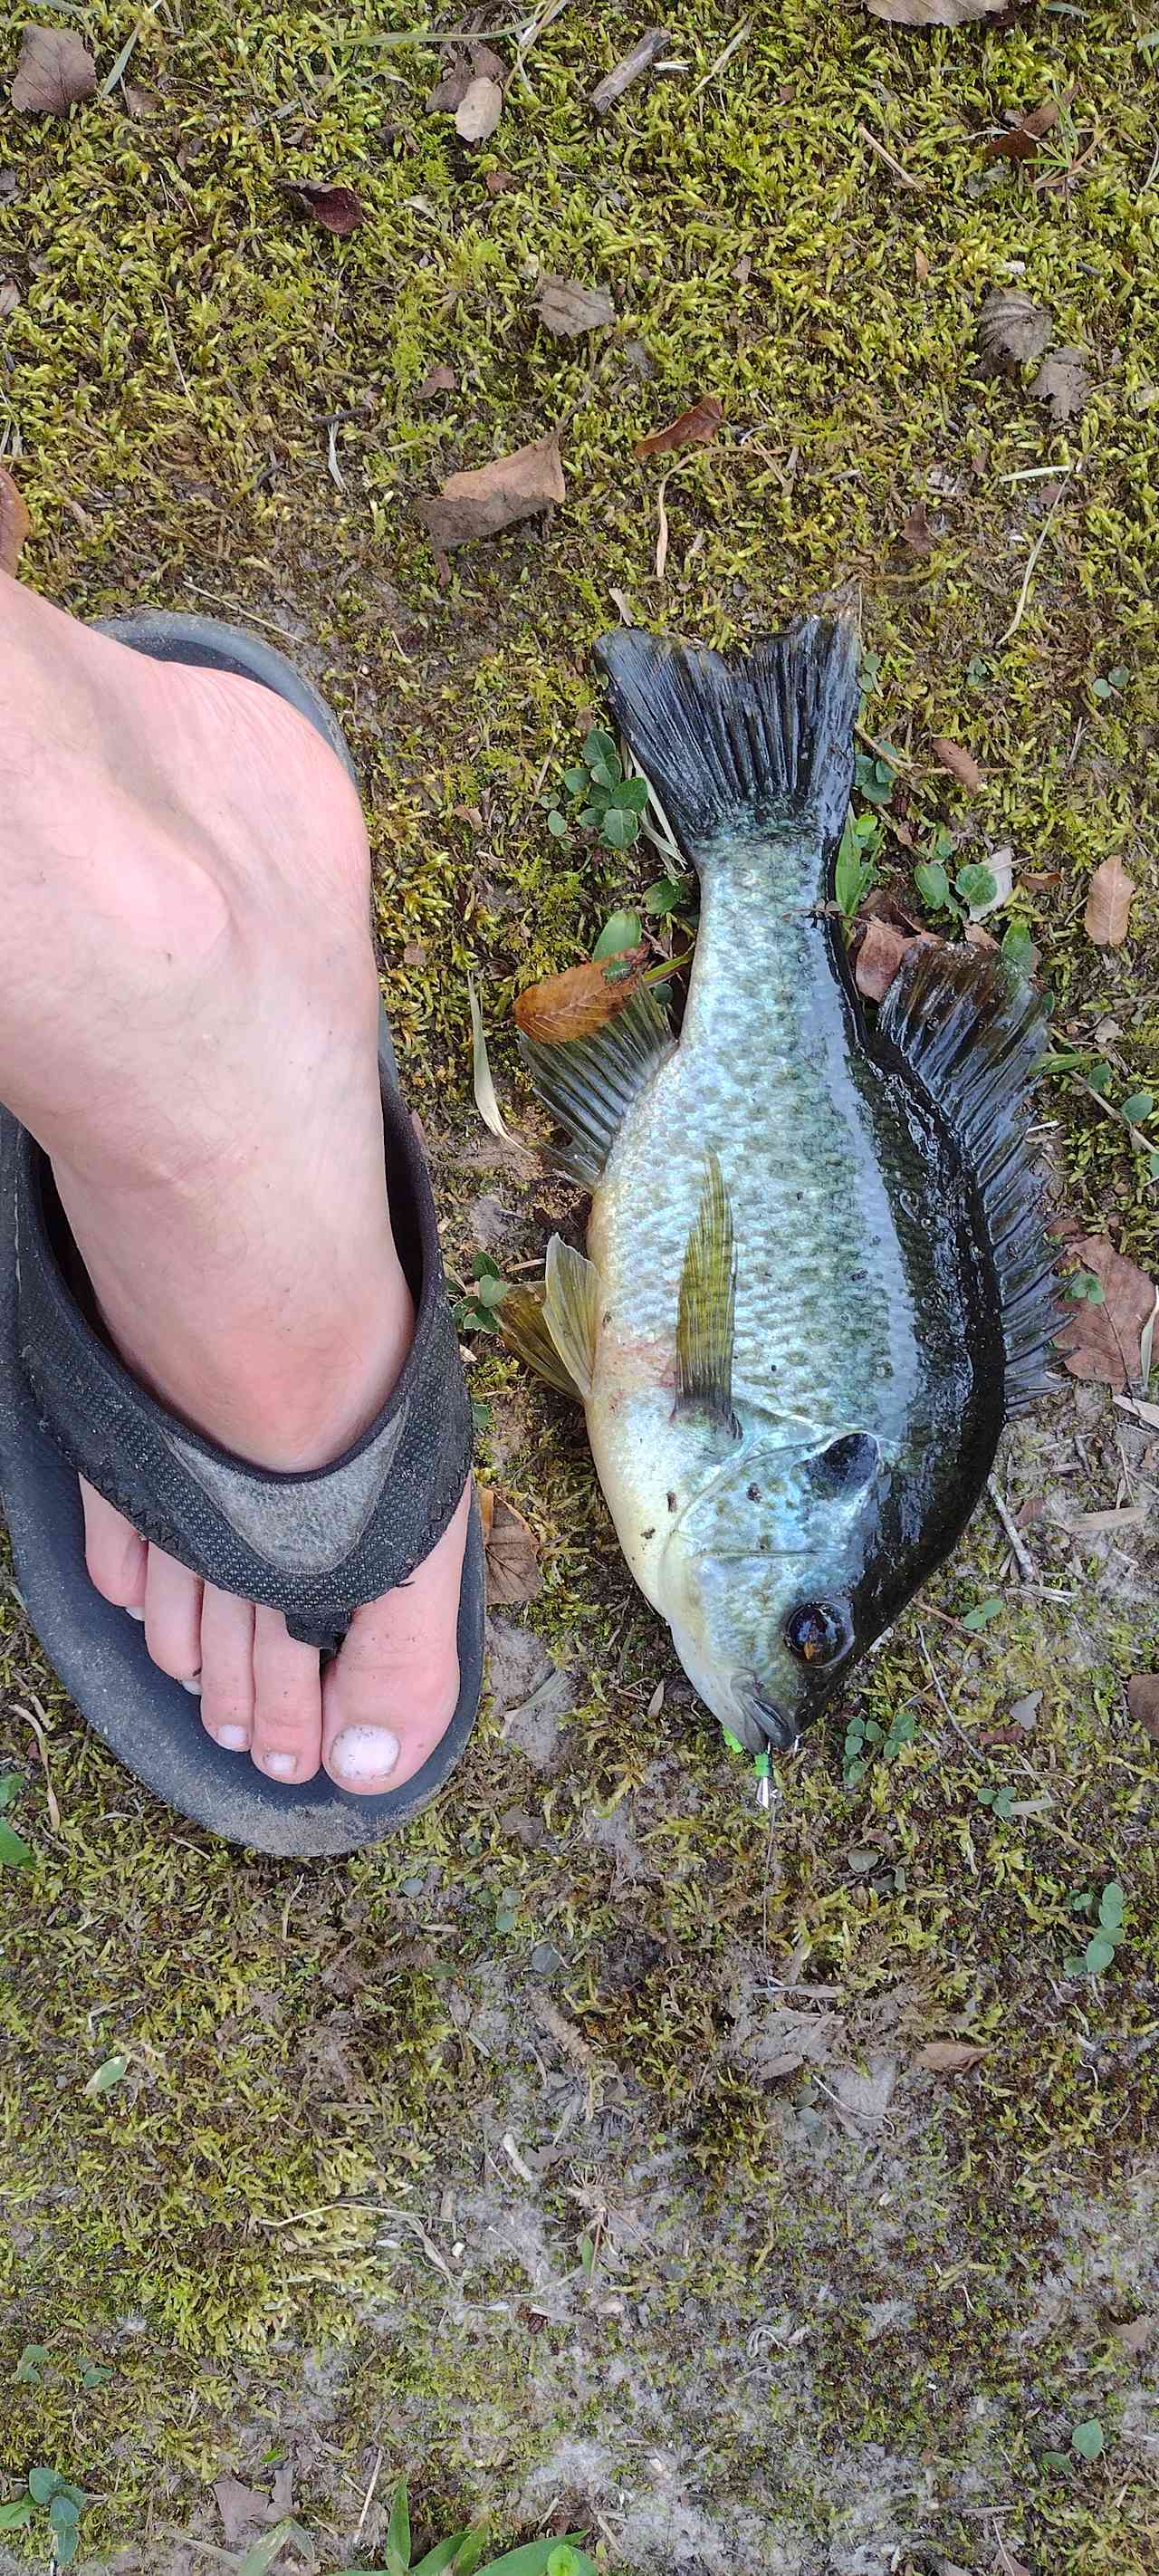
126 1606 146 1622
181 1677 202 1697
265 1750 298 1778
331 1725 400 1783
216 1726 250 1751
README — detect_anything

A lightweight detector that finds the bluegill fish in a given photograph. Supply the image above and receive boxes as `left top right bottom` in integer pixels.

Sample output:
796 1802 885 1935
503 620 1058 1754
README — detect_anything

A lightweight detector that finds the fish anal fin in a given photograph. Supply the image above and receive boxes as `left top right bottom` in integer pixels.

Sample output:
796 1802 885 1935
675 1152 739 1433
499 1283 585 1403
878 944 1061 1418
542 1236 599 1399
520 987 674 1185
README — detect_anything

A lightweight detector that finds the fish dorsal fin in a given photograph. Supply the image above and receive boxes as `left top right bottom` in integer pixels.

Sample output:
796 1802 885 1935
542 1235 599 1398
520 988 674 1186
676 1153 739 1432
877 943 1060 1416
498 1283 585 1402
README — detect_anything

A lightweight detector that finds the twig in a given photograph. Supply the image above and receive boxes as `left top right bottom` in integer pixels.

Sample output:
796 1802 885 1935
14 1695 60 1831
998 471 1075 646
352 2449 383 2549
590 26 671 116
986 1475 1036 1582
856 121 924 192
693 16 752 98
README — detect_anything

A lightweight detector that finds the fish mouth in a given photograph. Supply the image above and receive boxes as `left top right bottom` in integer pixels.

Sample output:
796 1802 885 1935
745 1690 800 1756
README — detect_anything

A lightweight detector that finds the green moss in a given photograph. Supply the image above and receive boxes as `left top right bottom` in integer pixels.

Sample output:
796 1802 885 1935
1 3 1157 2568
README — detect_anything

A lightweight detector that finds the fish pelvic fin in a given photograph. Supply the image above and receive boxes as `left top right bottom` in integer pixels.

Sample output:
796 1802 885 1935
499 1283 586 1402
520 985 675 1186
542 1236 599 1399
878 943 1062 1418
594 615 858 874
675 1153 739 1433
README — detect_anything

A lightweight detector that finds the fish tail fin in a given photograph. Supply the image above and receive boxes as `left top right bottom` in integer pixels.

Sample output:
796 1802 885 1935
594 614 858 865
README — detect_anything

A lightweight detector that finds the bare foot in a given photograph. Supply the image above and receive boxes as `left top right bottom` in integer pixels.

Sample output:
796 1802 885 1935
0 582 468 1793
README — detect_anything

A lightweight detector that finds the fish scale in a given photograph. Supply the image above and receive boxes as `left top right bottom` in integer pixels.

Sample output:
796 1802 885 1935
511 617 1058 1759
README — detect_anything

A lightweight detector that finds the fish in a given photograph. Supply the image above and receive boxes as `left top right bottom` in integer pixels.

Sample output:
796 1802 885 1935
502 617 1058 1755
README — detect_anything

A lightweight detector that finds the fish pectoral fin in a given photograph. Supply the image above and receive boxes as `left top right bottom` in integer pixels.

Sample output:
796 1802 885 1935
675 1152 739 1434
542 1235 599 1399
520 988 674 1187
498 1284 586 1403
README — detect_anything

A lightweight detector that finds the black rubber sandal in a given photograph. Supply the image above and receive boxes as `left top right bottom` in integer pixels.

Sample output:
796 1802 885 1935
0 610 484 1857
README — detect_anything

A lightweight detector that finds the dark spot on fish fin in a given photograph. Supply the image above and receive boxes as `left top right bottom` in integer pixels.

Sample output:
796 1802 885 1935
541 1235 599 1399
675 1152 739 1434
498 1282 586 1403
519 989 674 1186
878 944 1062 1418
594 618 858 877
666 1491 677 1513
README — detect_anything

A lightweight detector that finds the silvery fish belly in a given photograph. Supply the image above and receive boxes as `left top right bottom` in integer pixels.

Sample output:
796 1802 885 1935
507 619 1058 1755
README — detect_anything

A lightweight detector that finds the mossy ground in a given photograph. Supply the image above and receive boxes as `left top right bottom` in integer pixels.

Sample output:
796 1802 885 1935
1 5 1157 2571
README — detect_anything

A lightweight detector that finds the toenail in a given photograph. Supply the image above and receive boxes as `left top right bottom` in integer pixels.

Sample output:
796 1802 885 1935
216 1725 250 1752
330 1725 400 1783
126 1606 145 1622
264 1750 298 1778
181 1676 202 1697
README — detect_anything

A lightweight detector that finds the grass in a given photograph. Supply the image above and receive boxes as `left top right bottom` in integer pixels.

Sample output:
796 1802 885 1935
1 4 1158 2571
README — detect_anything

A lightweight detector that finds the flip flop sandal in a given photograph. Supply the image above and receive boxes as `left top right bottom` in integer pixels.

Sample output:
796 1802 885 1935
0 610 484 1857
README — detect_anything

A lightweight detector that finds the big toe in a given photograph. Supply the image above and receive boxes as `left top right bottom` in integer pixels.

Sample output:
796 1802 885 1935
321 1484 470 1794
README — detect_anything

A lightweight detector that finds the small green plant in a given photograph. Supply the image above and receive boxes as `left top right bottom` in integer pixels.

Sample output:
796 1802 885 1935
0 2469 89 2566
962 1594 1002 1631
452 1254 510 1337
545 728 650 852
335 2475 597 2576
1063 1269 1106 1305
976 1782 1015 1820
0 1770 33 1870
1071 2416 1106 2461
914 844 999 924
843 1703 916 1786
1090 665 1129 700
642 871 694 918
853 745 899 807
1065 1880 1125 1978
835 807 884 918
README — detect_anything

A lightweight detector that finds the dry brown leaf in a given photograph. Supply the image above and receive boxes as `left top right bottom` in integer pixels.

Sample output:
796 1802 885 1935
484 1496 541 1606
0 278 19 318
477 1485 495 1544
855 916 918 1003
978 286 1053 371
535 275 615 338
418 431 564 550
455 75 503 144
1126 1676 1159 1743
1032 345 1089 424
10 24 96 112
277 179 365 235
417 363 456 399
214 2476 272 2546
929 735 982 793
984 97 1059 163
1058 1234 1156 1392
914 245 930 284
0 464 30 575
915 2040 988 2072
1113 2310 1158 2353
485 168 515 194
513 948 647 1043
900 498 933 556
636 397 723 458
122 82 162 119
1084 855 1135 947
867 0 1005 19
427 55 472 113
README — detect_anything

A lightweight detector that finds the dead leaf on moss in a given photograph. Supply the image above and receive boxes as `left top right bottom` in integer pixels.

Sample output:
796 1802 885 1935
636 397 723 458
455 75 503 144
0 464 30 574
929 735 982 793
122 81 162 120
427 43 503 115
535 274 615 337
1058 1235 1156 1391
215 2475 273 2547
418 431 564 550
866 0 1004 19
978 286 1052 371
900 498 933 555
484 1495 541 1606
1083 855 1135 947
1126 1676 1159 1743
485 168 515 195
1032 345 1089 424
10 24 96 112
277 179 365 235
0 279 18 318
513 948 648 1043
854 916 920 1002
1114 2310 1158 2353
984 97 1059 163
417 363 456 399
915 2040 988 2072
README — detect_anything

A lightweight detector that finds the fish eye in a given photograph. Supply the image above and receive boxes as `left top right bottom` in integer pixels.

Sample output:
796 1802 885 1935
810 1432 877 1495
783 1599 852 1668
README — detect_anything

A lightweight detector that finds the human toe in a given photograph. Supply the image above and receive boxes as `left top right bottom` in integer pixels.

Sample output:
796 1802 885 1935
198 1583 255 1753
321 1485 469 1794
250 1603 323 1783
143 1543 204 1687
81 1478 147 1614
